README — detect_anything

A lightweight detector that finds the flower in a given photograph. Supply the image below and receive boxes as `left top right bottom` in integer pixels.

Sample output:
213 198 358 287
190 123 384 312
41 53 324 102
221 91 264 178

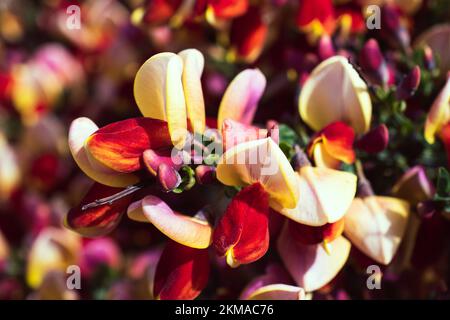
26 227 81 289
424 73 450 144
307 121 356 169
344 196 410 265
299 56 372 135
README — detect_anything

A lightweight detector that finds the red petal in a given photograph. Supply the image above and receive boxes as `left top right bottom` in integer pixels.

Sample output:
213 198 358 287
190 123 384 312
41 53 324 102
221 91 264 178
86 118 172 173
211 0 248 19
213 182 269 267
320 121 355 164
296 0 335 33
288 218 345 245
230 6 268 62
65 183 132 237
144 0 182 25
154 240 210 300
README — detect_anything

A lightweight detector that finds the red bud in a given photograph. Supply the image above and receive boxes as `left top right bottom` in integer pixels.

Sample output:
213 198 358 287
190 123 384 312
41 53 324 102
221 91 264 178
355 124 389 154
359 39 389 86
396 66 421 100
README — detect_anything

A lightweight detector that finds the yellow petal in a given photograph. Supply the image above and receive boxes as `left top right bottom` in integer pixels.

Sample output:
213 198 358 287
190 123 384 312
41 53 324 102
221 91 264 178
312 142 341 169
133 52 178 121
277 223 351 292
0 131 21 200
216 138 299 209
299 56 372 134
134 52 187 147
68 117 139 187
217 69 266 130
424 75 450 144
26 228 81 289
178 49 206 134
246 284 306 300
344 196 410 265
127 196 213 249
0 229 9 262
165 54 188 147
276 167 356 226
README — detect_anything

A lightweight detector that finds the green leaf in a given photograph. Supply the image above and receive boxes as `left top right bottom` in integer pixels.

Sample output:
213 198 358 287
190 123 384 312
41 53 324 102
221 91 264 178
436 167 450 198
278 124 299 146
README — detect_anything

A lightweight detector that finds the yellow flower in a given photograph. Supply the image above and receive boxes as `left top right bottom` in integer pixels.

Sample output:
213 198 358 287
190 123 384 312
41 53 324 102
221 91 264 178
299 56 372 134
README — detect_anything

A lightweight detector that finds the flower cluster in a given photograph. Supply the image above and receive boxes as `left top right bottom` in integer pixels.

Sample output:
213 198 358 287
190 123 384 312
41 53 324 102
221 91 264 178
0 0 449 300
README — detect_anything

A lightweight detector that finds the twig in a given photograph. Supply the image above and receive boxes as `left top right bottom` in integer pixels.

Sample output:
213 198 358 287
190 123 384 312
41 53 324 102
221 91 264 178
81 181 149 211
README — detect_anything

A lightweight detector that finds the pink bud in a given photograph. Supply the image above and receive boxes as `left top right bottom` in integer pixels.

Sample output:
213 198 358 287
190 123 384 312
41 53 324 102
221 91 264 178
195 165 216 185
355 124 389 154
396 66 421 100
423 46 435 70
359 39 389 86
142 149 182 176
381 5 410 50
266 120 279 144
318 35 335 61
157 163 181 191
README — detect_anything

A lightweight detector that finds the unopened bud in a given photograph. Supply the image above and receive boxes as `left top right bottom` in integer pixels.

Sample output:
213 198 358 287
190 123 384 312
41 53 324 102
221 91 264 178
355 124 389 154
195 165 216 185
157 163 181 191
266 120 279 144
423 46 435 70
359 39 389 86
396 66 421 100
318 34 335 61
143 149 182 176
381 5 410 50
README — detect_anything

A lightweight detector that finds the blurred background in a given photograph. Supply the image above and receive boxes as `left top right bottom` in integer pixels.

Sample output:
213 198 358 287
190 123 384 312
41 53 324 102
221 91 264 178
0 0 449 299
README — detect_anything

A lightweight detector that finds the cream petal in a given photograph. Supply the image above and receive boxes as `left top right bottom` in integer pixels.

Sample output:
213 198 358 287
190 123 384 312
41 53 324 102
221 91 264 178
178 49 206 134
26 228 81 289
217 69 266 130
299 56 372 134
0 230 9 262
344 196 410 265
277 167 357 226
415 24 450 75
128 196 212 249
216 138 299 209
277 223 351 292
0 132 21 200
424 75 450 144
68 117 139 187
133 52 176 120
246 284 306 300
165 54 188 147
134 52 187 147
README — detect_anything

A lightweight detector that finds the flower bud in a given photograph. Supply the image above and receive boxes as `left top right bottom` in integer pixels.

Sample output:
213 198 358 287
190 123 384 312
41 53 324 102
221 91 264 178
355 124 389 154
318 34 335 61
381 5 410 50
396 66 421 100
195 165 216 185
157 163 181 191
423 45 435 70
359 39 389 86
